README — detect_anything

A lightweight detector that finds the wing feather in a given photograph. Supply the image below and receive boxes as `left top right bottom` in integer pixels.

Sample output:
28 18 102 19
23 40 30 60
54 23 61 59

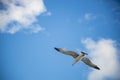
81 57 100 70
54 47 79 58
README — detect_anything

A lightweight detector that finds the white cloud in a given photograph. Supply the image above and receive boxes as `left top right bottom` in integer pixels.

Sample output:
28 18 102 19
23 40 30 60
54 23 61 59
7 24 21 34
82 38 120 80
0 0 47 34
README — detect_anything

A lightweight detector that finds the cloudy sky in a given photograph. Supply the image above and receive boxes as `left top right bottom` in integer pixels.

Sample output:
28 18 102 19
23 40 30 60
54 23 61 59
0 0 120 80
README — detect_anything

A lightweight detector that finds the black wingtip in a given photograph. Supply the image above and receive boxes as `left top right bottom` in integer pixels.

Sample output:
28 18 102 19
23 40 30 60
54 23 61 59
94 66 100 70
54 47 60 51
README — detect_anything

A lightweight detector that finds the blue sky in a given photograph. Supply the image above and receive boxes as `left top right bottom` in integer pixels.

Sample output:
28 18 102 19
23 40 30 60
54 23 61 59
0 0 120 80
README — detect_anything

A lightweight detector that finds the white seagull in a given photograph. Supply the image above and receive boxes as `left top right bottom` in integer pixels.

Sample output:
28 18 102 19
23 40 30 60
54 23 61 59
54 47 100 70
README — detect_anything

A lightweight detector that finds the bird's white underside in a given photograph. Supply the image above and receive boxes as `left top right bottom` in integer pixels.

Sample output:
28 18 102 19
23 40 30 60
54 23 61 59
73 54 85 65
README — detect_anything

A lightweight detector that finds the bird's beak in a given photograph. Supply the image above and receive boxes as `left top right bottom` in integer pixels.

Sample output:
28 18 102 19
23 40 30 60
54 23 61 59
81 51 88 55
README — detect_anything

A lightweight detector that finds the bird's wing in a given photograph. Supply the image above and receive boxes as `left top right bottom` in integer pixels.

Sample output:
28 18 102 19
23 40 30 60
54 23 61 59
54 47 79 58
81 57 100 70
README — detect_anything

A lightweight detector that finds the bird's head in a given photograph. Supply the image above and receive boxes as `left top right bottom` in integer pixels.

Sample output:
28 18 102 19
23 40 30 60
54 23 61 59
81 51 88 56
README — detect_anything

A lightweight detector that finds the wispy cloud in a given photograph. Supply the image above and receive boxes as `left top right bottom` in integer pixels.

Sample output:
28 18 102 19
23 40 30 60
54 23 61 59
0 0 47 34
29 24 44 33
84 13 96 21
43 11 52 16
82 38 120 80
78 13 96 24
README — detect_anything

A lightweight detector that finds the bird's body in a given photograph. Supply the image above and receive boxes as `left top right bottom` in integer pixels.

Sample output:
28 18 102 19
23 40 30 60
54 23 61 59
54 47 100 70
72 53 85 65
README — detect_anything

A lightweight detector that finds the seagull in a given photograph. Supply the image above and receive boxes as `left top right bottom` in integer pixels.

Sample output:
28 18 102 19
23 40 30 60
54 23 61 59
54 47 100 70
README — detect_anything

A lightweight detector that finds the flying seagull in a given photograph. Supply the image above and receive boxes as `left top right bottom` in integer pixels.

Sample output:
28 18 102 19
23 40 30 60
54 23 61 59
54 47 100 70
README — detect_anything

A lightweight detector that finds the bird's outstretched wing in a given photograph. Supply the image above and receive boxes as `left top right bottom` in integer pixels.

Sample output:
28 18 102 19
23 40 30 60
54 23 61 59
54 47 79 58
81 57 100 70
